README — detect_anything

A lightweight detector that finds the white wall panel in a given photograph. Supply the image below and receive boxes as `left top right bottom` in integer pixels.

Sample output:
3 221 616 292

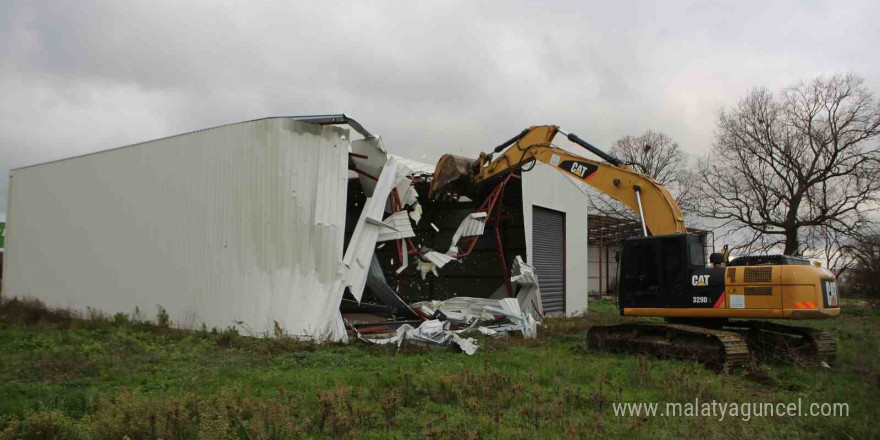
521 162 589 315
3 118 350 339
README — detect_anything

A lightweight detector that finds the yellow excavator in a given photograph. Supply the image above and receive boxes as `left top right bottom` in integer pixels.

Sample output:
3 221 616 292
430 125 839 371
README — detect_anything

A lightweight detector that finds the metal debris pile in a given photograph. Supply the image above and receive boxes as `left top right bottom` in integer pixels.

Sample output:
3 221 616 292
356 256 542 354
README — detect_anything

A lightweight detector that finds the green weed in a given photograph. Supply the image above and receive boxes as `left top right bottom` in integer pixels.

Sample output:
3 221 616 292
0 297 876 439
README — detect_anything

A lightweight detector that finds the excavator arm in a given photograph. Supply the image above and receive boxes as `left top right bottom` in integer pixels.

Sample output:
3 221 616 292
430 125 686 236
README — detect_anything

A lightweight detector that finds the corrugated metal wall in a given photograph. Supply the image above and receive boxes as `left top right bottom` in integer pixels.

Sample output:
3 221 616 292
3 118 350 339
532 207 565 314
588 244 619 297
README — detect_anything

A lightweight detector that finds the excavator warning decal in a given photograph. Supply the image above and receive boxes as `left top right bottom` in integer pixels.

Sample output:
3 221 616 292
712 292 726 308
559 160 598 181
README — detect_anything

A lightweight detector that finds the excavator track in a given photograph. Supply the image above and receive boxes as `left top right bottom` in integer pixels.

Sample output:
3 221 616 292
587 323 751 373
729 321 836 366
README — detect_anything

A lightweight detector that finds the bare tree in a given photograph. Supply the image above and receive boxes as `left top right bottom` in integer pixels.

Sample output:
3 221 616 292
589 130 694 219
840 230 880 298
695 73 880 256
805 225 858 277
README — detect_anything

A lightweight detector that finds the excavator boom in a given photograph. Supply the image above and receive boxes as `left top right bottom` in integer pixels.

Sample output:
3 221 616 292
429 125 686 235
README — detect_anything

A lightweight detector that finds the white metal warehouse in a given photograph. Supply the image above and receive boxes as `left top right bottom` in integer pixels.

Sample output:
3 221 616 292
2 115 591 341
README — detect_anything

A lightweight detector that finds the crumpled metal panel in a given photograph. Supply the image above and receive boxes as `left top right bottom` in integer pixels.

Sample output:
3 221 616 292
4 118 350 340
446 212 488 254
350 137 388 198
341 157 402 301
421 251 457 268
377 211 416 242
388 154 435 175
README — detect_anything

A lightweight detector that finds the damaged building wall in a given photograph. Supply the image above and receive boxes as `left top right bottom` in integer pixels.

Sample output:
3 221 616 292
521 162 589 315
378 197 526 302
3 118 351 339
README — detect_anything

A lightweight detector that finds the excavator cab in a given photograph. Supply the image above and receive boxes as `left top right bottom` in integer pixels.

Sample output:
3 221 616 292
618 233 725 311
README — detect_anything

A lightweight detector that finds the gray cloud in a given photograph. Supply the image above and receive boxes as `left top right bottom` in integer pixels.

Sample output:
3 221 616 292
2 0 879 219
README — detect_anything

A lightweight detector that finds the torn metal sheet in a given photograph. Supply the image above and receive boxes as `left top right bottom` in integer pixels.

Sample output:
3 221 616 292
358 323 414 347
410 296 538 339
293 114 375 139
477 326 499 336
394 165 419 207
350 137 388 197
388 153 436 175
450 333 479 355
510 255 544 319
405 255 542 340
421 250 457 268
341 157 403 302
397 239 409 274
414 297 499 322
359 319 479 355
365 254 417 318
377 211 416 242
484 298 538 339
446 212 488 255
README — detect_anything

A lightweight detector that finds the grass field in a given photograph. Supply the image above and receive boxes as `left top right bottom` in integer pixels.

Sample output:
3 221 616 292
0 297 877 440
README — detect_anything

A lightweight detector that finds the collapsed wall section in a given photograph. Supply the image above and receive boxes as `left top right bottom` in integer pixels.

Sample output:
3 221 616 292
376 184 526 302
3 118 350 339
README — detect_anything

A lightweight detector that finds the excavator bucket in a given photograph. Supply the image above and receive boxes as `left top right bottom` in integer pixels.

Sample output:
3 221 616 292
428 154 477 200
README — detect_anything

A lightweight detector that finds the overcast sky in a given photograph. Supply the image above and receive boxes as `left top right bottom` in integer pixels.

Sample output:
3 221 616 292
2 0 879 220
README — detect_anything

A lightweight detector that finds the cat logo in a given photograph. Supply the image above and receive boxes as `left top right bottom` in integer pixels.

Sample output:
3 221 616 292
692 275 711 286
570 162 589 178
559 160 597 181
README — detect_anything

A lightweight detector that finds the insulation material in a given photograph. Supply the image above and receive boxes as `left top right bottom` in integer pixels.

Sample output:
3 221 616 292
446 212 488 255
4 118 350 340
418 260 438 279
377 211 416 242
409 203 423 224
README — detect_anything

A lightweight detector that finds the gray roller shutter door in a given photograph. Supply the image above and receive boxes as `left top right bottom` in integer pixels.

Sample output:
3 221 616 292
532 206 565 314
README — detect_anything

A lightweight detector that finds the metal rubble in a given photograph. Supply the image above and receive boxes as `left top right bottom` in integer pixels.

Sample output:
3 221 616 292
359 257 543 354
